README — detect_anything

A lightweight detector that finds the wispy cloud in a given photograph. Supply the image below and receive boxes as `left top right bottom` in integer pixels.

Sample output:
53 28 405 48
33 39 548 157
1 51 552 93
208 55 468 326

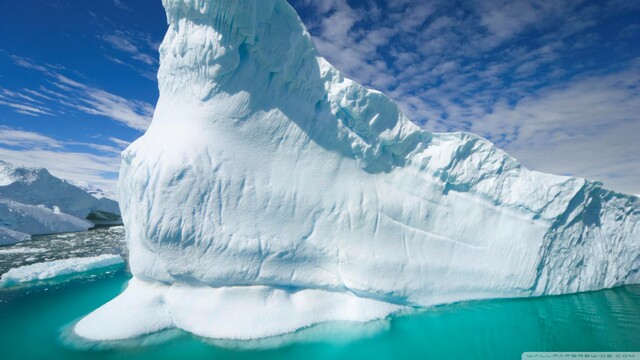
4 55 154 131
9 55 50 73
50 74 154 131
471 66 640 193
0 126 122 195
0 83 57 117
108 137 130 148
0 126 63 149
112 0 131 12
0 99 53 117
99 29 159 80
102 34 138 53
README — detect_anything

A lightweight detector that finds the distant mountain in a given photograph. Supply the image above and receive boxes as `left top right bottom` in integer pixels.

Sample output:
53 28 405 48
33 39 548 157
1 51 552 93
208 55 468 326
0 160 121 245
69 181 117 202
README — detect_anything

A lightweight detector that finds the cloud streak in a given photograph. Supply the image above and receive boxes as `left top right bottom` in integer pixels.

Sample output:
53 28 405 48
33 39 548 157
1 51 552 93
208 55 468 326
0 126 123 196
3 55 154 131
472 66 640 193
99 29 159 80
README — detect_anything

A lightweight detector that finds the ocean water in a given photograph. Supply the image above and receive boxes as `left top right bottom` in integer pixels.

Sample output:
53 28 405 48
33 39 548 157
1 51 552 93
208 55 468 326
0 230 639 359
0 226 127 274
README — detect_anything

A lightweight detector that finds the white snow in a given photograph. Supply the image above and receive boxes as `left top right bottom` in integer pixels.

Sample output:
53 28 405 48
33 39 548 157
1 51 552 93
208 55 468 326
0 254 124 287
0 162 18 186
78 0 640 341
69 180 117 201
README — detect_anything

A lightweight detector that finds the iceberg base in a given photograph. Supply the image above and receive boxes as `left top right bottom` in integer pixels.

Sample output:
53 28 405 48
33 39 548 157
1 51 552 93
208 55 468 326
74 278 406 341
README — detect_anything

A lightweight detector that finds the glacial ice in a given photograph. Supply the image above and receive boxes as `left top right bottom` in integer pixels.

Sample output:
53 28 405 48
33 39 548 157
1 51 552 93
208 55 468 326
77 0 640 341
0 254 124 287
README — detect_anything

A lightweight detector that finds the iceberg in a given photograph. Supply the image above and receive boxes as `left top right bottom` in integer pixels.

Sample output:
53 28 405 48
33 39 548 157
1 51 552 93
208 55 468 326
77 0 640 341
0 254 124 287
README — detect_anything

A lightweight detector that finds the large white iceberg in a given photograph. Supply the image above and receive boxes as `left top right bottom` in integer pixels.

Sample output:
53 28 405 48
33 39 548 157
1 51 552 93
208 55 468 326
77 0 640 341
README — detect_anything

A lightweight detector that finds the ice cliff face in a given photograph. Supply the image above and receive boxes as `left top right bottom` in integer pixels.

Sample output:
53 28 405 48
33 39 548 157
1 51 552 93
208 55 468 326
76 0 640 340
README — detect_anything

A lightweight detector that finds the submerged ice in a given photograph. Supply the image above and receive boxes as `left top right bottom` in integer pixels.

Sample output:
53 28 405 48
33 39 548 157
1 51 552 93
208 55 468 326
77 0 640 341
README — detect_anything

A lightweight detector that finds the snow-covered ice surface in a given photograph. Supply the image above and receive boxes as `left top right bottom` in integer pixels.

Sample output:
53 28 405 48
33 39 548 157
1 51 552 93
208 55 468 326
0 254 124 287
77 0 640 341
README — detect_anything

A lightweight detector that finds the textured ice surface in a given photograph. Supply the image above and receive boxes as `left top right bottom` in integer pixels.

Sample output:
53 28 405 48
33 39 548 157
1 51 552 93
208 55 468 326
0 254 123 287
78 0 640 340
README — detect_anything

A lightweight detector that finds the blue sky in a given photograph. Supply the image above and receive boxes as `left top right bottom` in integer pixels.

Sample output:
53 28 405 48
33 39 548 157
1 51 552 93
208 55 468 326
0 0 638 196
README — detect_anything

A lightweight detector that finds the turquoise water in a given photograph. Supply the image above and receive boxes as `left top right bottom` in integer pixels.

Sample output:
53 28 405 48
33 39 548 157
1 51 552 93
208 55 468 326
1 267 638 360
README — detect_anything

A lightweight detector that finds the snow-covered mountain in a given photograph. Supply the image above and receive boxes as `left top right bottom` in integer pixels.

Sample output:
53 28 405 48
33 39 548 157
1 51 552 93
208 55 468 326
76 0 639 341
0 160 121 245
69 181 117 202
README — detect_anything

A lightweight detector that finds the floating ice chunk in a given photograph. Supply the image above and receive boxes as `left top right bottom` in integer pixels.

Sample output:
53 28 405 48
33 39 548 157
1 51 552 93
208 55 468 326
0 254 124 287
0 247 46 255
